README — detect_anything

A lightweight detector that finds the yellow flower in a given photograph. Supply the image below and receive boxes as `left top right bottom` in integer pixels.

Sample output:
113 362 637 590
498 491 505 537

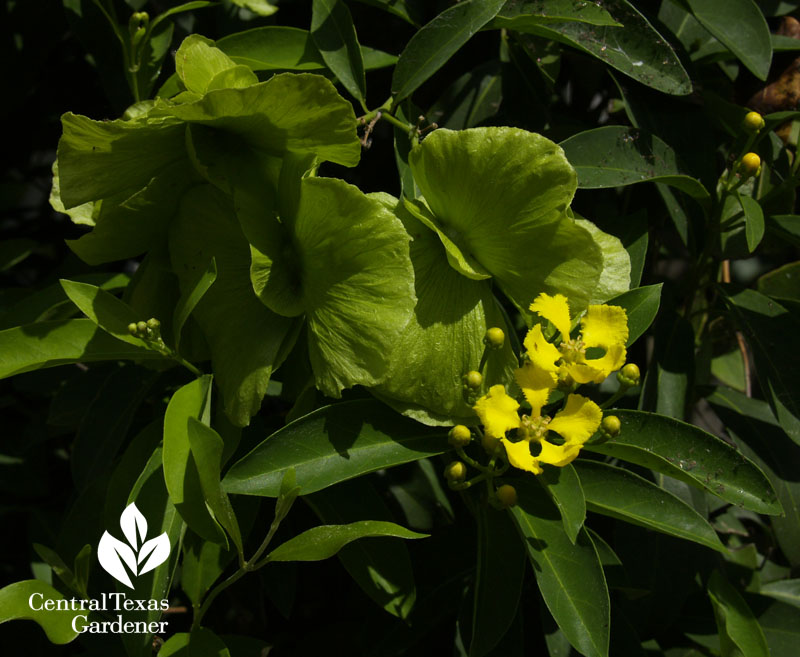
524 292 628 386
473 384 520 438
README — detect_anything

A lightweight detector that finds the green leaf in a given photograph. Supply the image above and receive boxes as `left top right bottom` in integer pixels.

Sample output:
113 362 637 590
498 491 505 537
741 194 765 252
606 284 662 346
60 279 142 346
0 319 163 380
757 262 800 302
538 464 586 545
560 127 709 200
55 112 185 209
574 217 632 304
721 286 800 446
306 479 418 620
427 60 503 130
172 257 217 352
408 127 608 315
508 0 691 95
163 376 227 545
159 628 232 657
574 461 725 553
491 0 620 28
584 410 781 515
311 0 366 107
153 72 360 167
470 504 526 657
758 600 800 657
510 479 609 657
223 399 449 496
350 0 422 25
175 35 241 95
708 570 770 657
391 0 506 102
685 0 772 80
639 310 693 418
171 185 300 427
181 530 234 607
759 580 800 609
32 544 80 596
0 580 80 644
187 418 243 555
217 26 327 70
266 521 427 563
247 178 415 398
0 238 35 271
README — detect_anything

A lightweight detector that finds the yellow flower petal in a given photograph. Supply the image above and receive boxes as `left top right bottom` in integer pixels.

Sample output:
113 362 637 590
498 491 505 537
530 293 572 340
586 343 627 382
474 385 520 438
522 324 561 373
547 394 602 445
565 361 606 385
514 362 557 417
537 440 582 468
501 438 542 474
581 304 629 351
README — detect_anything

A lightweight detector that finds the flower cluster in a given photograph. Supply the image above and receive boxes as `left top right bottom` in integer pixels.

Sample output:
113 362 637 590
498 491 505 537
473 293 630 475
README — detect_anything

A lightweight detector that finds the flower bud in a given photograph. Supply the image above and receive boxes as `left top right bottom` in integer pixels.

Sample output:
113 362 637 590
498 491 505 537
495 484 518 508
484 327 505 349
739 152 761 178
617 362 640 387
463 370 483 389
146 318 160 330
601 415 621 438
448 425 472 447
444 461 467 483
136 321 148 335
128 322 138 336
743 111 765 133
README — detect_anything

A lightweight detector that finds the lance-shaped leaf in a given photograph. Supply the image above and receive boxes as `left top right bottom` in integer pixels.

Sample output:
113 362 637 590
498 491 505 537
223 399 449 496
311 0 366 107
0 580 81 644
170 185 301 426
538 464 586 545
490 0 620 29
510 478 610 657
265 521 427 563
152 72 361 167
60 280 143 346
408 127 614 315
370 194 517 425
584 410 781 515
247 177 416 398
708 570 770 657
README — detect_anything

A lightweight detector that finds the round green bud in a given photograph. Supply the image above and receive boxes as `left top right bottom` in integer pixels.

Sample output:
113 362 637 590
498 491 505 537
484 327 505 349
128 322 138 336
448 425 472 447
617 362 641 388
136 321 148 335
740 152 761 177
743 111 765 133
444 461 468 483
495 484 518 508
463 370 483 389
601 415 621 437
146 317 160 330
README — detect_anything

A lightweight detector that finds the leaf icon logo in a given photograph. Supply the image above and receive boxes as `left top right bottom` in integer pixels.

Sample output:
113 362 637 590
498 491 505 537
97 503 171 589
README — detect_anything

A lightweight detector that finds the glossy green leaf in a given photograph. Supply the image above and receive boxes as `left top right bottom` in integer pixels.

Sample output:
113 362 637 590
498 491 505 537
538 463 586 545
510 479 609 657
187 418 243 555
311 0 366 106
758 262 800 302
560 127 709 200
741 195 765 252
247 177 415 398
351 0 422 24
408 127 612 315
391 0 506 102
172 257 216 352
686 0 772 80
606 284 662 346
585 410 781 514
708 387 800 566
171 185 300 427
721 286 800 446
306 479 418 619
32 544 81 597
508 0 691 95
639 311 693 418
758 600 800 657
491 0 619 28
60 279 142 346
175 35 241 95
231 0 277 16
574 217 632 304
758 580 800 609
0 580 80 644
266 521 426 563
0 319 163 380
427 60 503 130
159 628 232 657
574 461 725 552
163 376 227 545
181 530 233 607
217 26 326 70
223 399 448 496
55 112 185 210
470 504 526 657
708 570 770 657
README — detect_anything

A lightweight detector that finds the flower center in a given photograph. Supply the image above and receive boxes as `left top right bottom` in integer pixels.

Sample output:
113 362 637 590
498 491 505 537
517 414 551 442
558 336 585 364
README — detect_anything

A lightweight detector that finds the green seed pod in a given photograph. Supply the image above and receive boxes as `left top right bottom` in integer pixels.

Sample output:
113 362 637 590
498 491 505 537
448 425 472 447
